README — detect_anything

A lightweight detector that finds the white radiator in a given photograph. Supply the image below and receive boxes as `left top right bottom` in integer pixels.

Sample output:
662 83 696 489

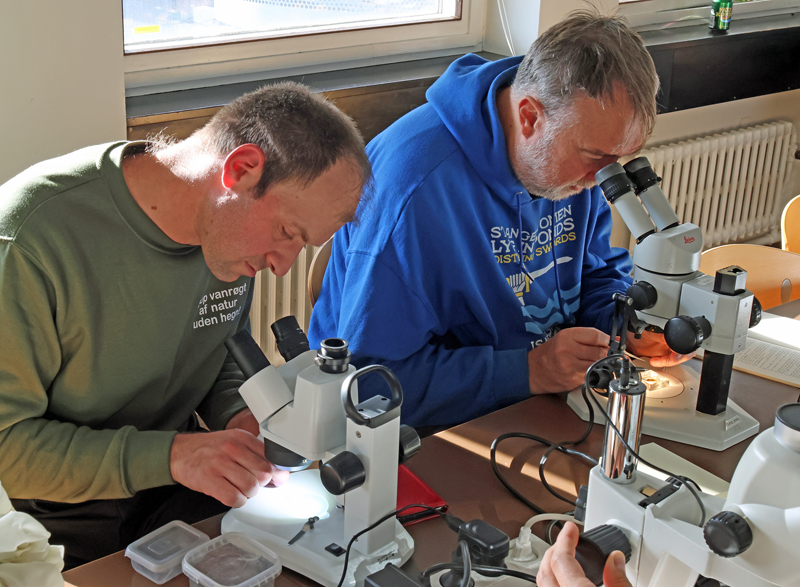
250 244 322 364
636 121 797 249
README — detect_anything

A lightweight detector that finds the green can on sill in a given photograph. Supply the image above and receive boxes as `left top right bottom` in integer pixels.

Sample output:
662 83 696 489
710 0 733 32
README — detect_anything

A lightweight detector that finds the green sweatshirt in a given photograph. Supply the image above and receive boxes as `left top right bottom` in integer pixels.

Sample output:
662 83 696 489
0 142 252 502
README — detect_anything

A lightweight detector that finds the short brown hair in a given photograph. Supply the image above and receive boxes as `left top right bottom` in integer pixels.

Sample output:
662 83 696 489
511 9 659 140
201 82 371 202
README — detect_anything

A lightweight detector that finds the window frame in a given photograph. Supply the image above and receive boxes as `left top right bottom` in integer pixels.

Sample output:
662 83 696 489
124 0 486 95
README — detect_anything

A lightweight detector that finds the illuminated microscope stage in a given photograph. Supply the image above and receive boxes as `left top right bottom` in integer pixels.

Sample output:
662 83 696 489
221 469 413 587
566 360 759 451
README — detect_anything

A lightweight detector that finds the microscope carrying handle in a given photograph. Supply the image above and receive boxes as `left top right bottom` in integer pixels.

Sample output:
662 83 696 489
341 364 403 428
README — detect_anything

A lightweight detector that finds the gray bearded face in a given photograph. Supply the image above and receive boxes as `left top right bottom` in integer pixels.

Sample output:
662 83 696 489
511 120 594 201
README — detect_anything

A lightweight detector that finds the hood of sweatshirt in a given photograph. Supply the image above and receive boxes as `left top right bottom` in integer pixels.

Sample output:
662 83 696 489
426 54 528 209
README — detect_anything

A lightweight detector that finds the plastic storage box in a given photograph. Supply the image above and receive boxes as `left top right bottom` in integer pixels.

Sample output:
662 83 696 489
125 520 210 584
182 533 282 587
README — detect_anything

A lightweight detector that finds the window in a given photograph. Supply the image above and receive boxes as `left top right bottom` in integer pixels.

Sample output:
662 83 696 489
123 0 484 94
123 0 461 53
619 0 800 32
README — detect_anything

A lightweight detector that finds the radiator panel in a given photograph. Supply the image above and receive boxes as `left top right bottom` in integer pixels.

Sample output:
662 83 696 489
638 121 796 249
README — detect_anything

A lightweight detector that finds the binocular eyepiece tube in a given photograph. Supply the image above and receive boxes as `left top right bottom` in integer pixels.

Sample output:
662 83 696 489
595 163 656 243
595 157 682 241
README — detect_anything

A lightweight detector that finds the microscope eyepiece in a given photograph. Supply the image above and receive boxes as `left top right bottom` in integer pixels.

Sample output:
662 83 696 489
315 338 352 374
596 163 656 243
271 315 310 362
225 329 271 379
594 163 635 205
623 157 660 193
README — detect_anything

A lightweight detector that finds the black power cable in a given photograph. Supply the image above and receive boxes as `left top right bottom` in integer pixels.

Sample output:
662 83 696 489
489 352 708 527
490 385 600 512
335 503 449 587
420 562 538 585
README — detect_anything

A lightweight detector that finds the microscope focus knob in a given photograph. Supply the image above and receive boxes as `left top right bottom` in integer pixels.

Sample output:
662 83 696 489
320 451 366 496
627 281 658 311
664 315 712 355
750 296 762 328
703 511 753 557
575 524 632 586
398 425 421 464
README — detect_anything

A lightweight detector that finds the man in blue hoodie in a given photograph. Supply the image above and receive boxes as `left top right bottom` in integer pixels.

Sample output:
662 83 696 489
309 11 682 429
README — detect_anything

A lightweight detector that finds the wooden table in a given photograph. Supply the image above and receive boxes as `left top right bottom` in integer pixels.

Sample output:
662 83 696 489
64 324 799 586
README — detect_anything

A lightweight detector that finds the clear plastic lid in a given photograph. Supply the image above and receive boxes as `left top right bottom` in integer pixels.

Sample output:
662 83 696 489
125 520 210 572
182 532 282 587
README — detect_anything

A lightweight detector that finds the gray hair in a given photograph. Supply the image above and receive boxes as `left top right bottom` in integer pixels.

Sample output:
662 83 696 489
511 9 659 140
199 82 371 209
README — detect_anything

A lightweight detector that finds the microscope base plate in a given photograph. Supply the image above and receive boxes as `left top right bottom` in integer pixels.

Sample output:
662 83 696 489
566 363 759 451
220 469 414 587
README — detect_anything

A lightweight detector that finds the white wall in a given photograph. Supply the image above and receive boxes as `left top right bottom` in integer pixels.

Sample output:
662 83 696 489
484 0 620 56
0 0 127 184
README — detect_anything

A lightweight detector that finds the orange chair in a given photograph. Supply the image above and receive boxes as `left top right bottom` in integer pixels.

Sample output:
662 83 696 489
781 194 800 254
308 237 333 308
700 244 800 310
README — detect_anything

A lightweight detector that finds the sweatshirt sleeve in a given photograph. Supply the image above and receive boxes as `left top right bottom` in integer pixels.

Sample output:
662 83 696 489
310 244 531 429
0 242 175 502
575 193 633 333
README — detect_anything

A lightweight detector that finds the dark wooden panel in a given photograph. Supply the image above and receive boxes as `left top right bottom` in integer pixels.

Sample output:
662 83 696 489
648 23 800 113
127 80 434 144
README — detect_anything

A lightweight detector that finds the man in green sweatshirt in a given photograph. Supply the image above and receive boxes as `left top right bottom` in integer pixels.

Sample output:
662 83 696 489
0 82 369 568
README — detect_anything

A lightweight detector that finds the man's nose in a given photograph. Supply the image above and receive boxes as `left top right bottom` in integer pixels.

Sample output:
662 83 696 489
269 243 306 276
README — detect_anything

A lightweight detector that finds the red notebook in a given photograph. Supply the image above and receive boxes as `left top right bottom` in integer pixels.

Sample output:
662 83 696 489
396 464 448 526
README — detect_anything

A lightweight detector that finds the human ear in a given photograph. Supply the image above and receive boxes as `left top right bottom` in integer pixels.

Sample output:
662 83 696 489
518 96 545 140
221 144 266 189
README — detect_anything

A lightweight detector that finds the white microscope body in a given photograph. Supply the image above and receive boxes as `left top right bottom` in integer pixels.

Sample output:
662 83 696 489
569 157 761 451
221 317 417 587
584 402 800 587
580 158 799 586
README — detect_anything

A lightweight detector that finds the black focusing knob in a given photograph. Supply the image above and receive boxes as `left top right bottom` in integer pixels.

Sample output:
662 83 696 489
398 424 421 465
320 451 366 495
627 281 658 311
750 297 762 328
574 525 632 586
703 511 753 557
664 315 712 355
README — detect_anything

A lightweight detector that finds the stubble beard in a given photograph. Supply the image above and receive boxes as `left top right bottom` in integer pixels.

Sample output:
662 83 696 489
512 125 594 202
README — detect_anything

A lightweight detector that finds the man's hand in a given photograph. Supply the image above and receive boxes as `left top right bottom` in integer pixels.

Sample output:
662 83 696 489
537 522 631 587
170 429 288 508
626 329 694 368
226 407 261 437
528 328 610 394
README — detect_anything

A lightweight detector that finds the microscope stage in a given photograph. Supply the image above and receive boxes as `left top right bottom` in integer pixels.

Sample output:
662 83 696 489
221 469 414 587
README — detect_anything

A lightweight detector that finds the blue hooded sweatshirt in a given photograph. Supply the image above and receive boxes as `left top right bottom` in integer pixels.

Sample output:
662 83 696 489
309 54 633 428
